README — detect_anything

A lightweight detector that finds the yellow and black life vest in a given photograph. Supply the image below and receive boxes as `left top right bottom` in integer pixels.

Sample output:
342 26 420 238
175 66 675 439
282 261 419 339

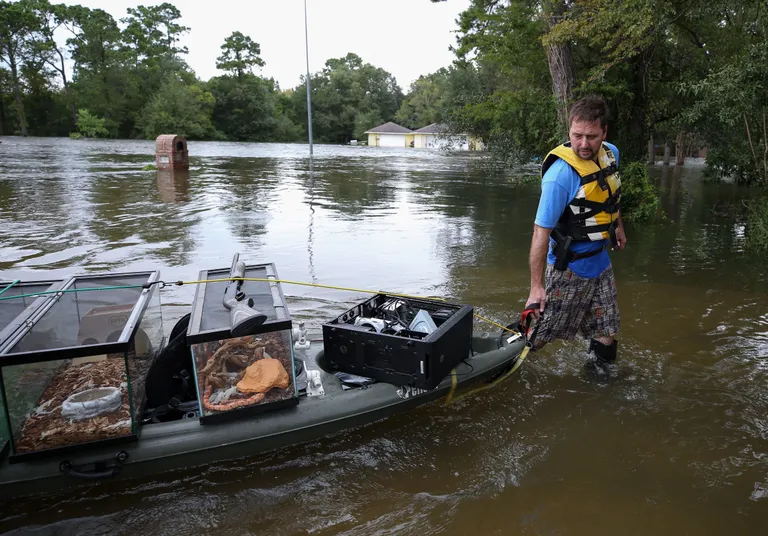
540 142 621 242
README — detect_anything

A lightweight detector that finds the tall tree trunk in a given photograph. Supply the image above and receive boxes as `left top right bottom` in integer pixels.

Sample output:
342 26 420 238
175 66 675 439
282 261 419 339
624 59 648 161
545 1 574 134
663 140 671 165
676 131 686 166
64 81 76 127
9 58 27 137
648 136 655 164
763 111 767 184
0 95 5 135
56 48 77 128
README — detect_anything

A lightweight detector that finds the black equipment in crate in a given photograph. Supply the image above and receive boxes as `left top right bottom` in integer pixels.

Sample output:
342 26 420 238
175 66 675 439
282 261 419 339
322 294 473 390
186 258 299 425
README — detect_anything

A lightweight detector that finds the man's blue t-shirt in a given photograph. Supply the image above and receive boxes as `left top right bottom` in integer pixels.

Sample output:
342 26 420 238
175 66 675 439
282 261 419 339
534 142 619 279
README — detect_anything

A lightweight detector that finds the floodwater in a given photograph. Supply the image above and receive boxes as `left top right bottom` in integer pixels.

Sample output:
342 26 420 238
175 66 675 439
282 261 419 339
0 136 767 535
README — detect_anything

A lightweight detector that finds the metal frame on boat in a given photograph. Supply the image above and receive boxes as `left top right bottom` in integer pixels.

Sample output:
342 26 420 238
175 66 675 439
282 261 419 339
0 332 522 500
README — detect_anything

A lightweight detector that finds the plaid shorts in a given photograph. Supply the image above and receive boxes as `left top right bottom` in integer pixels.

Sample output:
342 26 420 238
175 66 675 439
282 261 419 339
535 264 620 344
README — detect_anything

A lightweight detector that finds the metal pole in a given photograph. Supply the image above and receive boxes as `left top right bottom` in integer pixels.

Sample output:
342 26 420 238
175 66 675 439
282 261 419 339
304 0 313 156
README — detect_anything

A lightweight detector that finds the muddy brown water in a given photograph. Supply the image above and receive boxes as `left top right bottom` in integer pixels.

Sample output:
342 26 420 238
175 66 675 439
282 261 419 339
0 136 767 535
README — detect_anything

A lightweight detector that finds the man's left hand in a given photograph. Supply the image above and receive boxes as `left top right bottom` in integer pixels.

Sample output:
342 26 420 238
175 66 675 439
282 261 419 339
614 225 627 250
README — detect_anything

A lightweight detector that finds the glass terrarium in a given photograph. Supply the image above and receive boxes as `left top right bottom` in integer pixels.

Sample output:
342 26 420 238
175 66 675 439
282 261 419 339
0 279 68 350
0 271 163 462
0 279 68 461
187 261 298 424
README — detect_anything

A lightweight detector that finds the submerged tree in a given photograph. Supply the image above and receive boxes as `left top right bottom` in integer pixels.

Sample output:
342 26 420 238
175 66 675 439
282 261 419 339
138 75 216 139
395 69 451 129
76 108 108 137
0 0 38 136
292 52 403 143
65 6 126 136
28 0 78 127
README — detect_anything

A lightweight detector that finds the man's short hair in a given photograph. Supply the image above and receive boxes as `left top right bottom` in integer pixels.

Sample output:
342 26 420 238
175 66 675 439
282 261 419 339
569 95 608 129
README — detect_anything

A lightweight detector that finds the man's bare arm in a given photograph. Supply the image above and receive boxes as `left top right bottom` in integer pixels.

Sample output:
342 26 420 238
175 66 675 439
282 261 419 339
527 224 551 315
614 211 627 249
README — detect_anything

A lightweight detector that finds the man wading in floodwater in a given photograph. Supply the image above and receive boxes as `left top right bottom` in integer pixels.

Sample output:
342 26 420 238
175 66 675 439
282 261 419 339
525 95 626 371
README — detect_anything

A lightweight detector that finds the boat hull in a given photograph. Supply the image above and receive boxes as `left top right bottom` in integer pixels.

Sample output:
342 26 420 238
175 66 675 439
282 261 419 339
0 332 523 499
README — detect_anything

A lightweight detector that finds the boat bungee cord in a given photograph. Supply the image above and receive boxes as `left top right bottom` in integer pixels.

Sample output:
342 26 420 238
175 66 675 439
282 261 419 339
0 277 515 334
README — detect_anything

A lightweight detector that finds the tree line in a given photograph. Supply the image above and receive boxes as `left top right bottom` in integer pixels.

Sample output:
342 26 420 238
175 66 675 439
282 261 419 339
2 0 767 189
0 0 418 144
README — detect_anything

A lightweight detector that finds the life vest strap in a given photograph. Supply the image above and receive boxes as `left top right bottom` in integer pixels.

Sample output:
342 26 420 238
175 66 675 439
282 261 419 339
569 196 621 214
579 162 618 186
557 221 613 237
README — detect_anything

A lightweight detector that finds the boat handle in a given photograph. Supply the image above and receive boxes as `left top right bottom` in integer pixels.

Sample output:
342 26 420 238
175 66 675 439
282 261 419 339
59 451 129 480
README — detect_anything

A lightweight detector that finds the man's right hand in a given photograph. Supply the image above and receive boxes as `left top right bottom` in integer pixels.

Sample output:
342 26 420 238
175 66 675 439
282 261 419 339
526 287 546 320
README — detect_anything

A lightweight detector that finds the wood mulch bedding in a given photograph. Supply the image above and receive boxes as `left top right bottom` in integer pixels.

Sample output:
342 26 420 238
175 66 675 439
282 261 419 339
192 331 296 414
15 358 133 453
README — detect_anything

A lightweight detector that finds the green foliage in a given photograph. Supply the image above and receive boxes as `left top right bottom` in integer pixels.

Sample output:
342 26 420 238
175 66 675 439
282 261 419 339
207 74 296 142
395 70 450 129
438 1 562 164
744 195 768 254
137 76 217 139
121 3 189 59
683 37 768 185
0 1 413 144
453 86 559 166
77 108 108 137
216 31 265 79
0 0 39 135
619 161 665 224
435 0 768 176
291 52 403 144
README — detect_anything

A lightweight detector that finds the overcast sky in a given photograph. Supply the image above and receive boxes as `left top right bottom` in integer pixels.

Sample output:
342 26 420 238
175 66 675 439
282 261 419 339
57 0 471 91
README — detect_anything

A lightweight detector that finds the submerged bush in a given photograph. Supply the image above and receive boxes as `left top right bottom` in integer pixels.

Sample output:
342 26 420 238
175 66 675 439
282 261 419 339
620 161 665 224
745 195 768 253
77 109 109 138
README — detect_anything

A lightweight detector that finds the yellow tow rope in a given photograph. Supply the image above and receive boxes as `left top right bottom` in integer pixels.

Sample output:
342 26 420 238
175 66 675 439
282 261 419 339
170 276 531 405
444 344 532 405
172 277 513 332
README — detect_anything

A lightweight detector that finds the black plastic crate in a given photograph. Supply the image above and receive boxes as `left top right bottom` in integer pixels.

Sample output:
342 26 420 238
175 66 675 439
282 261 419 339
322 294 473 390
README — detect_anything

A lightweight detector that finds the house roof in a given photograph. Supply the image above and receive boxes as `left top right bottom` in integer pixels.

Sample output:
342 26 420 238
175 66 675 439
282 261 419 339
364 122 413 134
413 123 448 134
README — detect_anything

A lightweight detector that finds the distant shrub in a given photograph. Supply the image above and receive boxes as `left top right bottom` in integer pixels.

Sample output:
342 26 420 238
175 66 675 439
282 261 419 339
77 109 109 138
620 161 666 224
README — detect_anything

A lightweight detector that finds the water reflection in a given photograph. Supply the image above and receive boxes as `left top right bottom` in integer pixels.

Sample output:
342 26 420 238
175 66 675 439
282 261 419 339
156 169 190 204
306 158 317 284
311 162 398 219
